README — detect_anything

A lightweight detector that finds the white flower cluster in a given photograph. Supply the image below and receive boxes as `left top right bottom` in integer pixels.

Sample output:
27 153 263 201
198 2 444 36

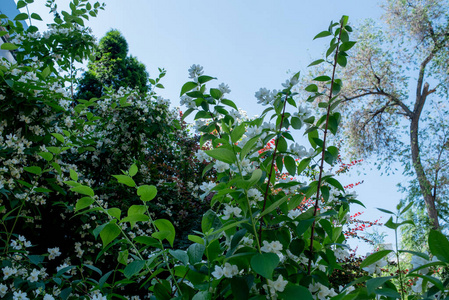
212 262 239 279
221 204 242 220
48 247 61 260
265 275 288 298
260 240 283 255
309 282 338 300
255 88 278 106
289 143 314 158
188 64 204 80
214 161 230 173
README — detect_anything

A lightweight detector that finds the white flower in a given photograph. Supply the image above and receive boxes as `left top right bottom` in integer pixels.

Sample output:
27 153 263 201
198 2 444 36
196 150 212 162
64 116 73 128
212 263 238 279
13 290 29 300
247 188 264 202
199 181 216 195
334 248 350 260
218 83 231 94
261 240 283 255
255 88 277 106
222 263 239 278
48 247 61 260
212 265 224 279
27 268 40 282
91 294 107 300
215 161 230 173
2 266 17 280
281 76 299 88
267 275 288 295
43 295 55 300
188 64 204 79
0 283 8 297
221 204 242 220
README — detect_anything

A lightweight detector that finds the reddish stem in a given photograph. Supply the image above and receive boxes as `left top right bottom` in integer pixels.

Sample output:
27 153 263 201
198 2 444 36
307 24 343 275
258 93 289 242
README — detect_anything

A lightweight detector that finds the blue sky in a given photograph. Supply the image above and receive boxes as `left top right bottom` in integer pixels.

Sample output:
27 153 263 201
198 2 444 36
13 0 407 253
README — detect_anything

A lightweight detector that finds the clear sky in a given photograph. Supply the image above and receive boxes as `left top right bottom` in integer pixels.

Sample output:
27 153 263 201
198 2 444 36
12 0 408 254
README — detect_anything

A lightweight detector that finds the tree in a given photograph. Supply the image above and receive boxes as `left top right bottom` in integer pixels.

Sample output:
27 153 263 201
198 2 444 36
330 0 449 229
76 29 149 99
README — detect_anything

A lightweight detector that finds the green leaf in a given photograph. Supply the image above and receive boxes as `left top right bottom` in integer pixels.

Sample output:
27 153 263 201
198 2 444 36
107 208 121 220
112 175 136 187
366 276 395 295
41 66 51 78
205 148 236 164
23 166 42 175
169 249 189 265
231 123 246 143
284 155 296 176
121 214 150 228
408 274 444 291
279 285 313 300
17 1 27 9
308 59 325 67
153 219 176 247
134 236 160 247
192 291 212 300
305 84 318 93
201 210 221 234
313 75 331 82
128 164 138 177
187 243 205 264
14 13 29 21
180 81 198 96
118 250 128 265
324 177 344 191
250 253 279 279
277 136 287 152
51 133 65 143
124 260 145 279
71 185 94 197
339 41 356 52
210 88 222 100
360 250 393 269
337 54 347 67
314 31 332 39
198 75 216 84
259 194 290 219
296 219 314 236
137 185 157 202
240 136 259 160
75 197 94 211
291 117 302 130
221 99 238 110
69 169 78 181
188 235 204 245
100 222 121 248
429 230 449 263
30 13 42 21
297 158 311 174
377 208 395 215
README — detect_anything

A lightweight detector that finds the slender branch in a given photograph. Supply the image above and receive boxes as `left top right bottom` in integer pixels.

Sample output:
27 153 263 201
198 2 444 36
307 24 343 275
258 93 289 241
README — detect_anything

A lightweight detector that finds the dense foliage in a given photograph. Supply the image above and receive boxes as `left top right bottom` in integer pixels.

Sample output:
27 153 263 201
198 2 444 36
1 1 449 300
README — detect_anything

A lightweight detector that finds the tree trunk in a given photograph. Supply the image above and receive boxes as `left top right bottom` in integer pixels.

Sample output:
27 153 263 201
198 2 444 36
410 84 439 229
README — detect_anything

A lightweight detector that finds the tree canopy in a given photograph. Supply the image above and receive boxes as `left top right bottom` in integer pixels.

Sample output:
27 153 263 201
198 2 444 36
333 0 449 230
76 29 149 99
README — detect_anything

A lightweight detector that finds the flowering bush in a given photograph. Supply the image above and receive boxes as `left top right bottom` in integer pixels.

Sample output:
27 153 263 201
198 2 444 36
2 1 449 300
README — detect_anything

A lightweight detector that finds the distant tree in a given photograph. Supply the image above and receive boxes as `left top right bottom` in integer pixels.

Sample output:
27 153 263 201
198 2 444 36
76 29 149 99
319 0 449 230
